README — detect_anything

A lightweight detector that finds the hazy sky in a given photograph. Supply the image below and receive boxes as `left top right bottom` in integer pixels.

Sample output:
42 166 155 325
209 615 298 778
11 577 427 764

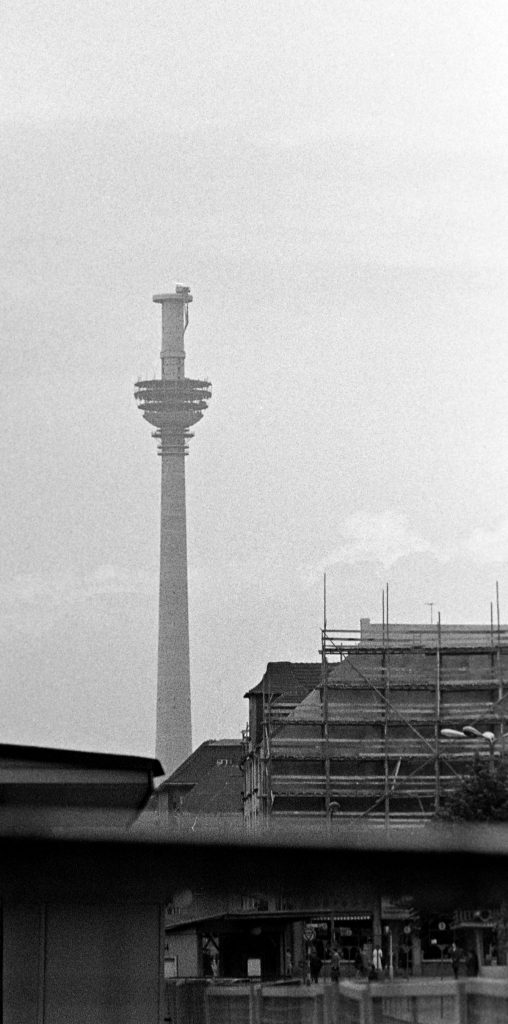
2 1 508 761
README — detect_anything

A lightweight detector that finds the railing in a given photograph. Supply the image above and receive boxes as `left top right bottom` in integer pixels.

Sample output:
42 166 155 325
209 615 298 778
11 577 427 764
465 977 508 1024
205 983 324 1024
332 982 372 1023
323 624 508 651
183 977 508 1024
365 979 459 1022
164 976 508 1023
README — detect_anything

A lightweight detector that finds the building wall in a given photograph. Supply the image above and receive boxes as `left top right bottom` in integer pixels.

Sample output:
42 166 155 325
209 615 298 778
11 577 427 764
167 930 201 977
4 901 163 1024
3 904 43 1024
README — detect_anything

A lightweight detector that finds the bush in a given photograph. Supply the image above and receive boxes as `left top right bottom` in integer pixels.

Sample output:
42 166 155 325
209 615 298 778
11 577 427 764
439 755 508 822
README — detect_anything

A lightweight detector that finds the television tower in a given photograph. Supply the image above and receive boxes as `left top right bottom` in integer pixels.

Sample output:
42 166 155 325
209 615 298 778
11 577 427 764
135 286 211 776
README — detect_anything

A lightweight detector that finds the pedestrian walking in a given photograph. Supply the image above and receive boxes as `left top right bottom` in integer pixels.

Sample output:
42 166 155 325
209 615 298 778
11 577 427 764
354 948 365 977
449 942 462 979
309 945 322 983
330 949 340 984
466 948 479 977
370 945 383 980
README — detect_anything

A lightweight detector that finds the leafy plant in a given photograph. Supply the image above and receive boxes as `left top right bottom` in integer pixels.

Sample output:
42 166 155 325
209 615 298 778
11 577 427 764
439 755 508 822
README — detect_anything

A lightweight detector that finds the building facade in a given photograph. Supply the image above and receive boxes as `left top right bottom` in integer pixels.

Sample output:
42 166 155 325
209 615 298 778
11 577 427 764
242 621 508 826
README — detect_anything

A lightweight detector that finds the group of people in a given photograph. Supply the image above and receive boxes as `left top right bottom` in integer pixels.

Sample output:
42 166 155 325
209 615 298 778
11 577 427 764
304 942 383 984
363 942 480 981
302 940 480 983
351 944 383 980
300 942 384 984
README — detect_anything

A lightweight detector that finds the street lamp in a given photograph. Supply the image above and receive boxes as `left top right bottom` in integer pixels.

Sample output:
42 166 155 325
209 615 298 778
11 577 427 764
440 727 499 766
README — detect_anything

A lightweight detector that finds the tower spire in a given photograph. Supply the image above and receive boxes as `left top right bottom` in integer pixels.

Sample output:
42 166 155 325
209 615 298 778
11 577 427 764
135 286 211 776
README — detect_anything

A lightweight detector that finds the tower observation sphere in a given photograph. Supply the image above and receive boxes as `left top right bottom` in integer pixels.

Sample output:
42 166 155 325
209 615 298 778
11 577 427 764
134 286 211 777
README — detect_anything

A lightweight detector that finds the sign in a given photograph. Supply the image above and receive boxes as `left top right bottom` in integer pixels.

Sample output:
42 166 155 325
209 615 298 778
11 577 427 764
247 959 261 978
164 956 178 979
303 925 316 942
438 922 447 931
381 896 415 920
339 927 353 937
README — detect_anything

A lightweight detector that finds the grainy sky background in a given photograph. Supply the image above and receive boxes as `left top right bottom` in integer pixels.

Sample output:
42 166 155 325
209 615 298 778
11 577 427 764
2 0 508 760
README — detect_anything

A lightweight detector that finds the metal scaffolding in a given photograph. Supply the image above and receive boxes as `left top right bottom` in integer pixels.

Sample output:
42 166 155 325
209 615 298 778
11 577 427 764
245 590 508 827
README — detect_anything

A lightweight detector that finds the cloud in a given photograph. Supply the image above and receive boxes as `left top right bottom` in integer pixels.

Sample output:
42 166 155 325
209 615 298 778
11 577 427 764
299 511 508 615
313 511 436 577
304 509 508 584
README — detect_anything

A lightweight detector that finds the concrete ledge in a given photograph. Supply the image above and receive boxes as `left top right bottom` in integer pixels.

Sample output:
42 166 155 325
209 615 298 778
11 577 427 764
479 965 508 979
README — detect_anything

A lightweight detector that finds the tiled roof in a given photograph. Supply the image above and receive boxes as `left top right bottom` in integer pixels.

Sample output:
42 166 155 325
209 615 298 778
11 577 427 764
244 662 322 700
158 740 244 814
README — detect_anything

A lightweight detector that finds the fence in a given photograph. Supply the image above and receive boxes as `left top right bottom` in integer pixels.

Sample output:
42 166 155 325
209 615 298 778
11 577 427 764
205 983 325 1024
166 977 508 1024
166 979 207 1024
338 979 508 1024
463 977 508 1024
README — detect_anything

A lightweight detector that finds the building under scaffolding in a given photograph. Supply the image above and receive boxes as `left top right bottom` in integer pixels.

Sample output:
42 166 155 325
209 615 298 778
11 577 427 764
242 617 508 826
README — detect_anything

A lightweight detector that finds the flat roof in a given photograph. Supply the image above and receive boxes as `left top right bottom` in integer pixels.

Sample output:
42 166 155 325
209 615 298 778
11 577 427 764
166 909 371 933
0 743 163 776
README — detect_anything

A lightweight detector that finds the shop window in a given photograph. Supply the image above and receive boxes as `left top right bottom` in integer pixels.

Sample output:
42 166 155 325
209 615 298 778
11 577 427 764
333 917 373 962
421 914 453 960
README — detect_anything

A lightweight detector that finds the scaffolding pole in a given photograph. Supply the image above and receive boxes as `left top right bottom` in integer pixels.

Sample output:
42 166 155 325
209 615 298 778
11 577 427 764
434 612 442 813
322 572 331 817
322 636 331 817
497 582 504 754
262 668 273 824
383 585 391 827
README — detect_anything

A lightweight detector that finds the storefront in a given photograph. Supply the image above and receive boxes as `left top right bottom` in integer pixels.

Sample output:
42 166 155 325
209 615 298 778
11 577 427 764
452 909 500 972
166 911 301 982
166 910 377 982
302 914 374 977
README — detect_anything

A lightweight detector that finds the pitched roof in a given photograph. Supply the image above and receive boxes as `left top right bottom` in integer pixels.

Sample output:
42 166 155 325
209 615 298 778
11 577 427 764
244 662 322 700
158 740 244 814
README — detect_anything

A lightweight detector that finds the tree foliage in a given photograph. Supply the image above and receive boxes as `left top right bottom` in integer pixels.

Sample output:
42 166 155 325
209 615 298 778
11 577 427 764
439 755 508 822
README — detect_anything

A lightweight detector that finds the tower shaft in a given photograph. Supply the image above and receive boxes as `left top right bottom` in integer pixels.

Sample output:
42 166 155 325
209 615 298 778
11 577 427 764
157 450 191 770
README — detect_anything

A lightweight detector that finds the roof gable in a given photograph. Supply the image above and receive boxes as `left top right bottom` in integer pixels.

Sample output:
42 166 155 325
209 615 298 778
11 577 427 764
244 662 321 700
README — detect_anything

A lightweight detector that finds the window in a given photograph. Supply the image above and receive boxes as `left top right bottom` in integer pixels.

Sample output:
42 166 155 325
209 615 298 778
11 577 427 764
420 914 454 960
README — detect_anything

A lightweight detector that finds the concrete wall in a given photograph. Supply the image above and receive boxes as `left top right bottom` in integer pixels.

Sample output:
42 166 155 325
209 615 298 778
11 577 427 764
3 901 163 1024
167 930 201 977
3 904 43 1024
